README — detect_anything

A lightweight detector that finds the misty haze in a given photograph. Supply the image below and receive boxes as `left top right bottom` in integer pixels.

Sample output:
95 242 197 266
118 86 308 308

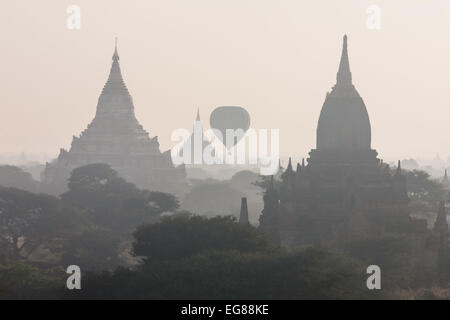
2 0 450 303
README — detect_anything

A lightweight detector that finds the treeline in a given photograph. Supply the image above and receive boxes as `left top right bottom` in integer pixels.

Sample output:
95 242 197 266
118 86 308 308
0 164 448 299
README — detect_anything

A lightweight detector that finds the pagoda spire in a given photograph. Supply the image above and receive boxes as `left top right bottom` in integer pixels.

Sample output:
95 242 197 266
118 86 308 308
113 36 119 61
336 35 352 87
239 197 250 225
101 38 128 95
269 175 275 190
286 157 293 172
435 201 449 285
442 169 450 187
95 38 133 117
434 201 448 233
281 157 295 183
396 160 401 174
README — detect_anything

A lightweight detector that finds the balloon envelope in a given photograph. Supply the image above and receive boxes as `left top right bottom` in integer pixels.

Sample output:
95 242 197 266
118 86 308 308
210 106 251 149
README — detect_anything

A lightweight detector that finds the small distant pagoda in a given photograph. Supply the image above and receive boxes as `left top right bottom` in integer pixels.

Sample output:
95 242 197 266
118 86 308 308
239 197 250 225
42 40 186 195
178 108 214 165
442 169 450 189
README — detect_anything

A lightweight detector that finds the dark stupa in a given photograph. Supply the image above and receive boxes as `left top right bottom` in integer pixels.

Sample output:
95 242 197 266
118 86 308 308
315 35 371 152
310 35 375 168
239 197 250 225
42 40 186 195
260 36 420 247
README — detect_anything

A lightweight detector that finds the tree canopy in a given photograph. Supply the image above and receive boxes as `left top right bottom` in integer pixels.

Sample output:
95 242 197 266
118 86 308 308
132 215 272 261
0 186 83 262
61 163 179 232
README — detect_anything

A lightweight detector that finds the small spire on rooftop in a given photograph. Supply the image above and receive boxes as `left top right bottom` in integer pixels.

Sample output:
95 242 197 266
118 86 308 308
113 36 119 61
239 197 250 225
336 35 352 87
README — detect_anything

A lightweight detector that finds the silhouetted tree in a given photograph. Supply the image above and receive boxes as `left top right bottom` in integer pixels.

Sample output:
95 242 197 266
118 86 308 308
0 187 83 262
0 264 62 299
181 183 244 218
343 233 414 288
60 227 122 272
0 165 39 193
132 215 271 261
61 163 179 231
61 163 138 211
405 169 446 203
69 247 370 300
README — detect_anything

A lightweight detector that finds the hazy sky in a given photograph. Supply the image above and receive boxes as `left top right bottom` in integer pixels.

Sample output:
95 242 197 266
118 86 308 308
1 0 450 162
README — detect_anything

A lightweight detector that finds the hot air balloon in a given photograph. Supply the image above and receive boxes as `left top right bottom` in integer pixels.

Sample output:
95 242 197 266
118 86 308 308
209 106 251 149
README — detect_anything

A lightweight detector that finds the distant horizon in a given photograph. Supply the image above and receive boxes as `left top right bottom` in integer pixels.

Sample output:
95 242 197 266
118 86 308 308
2 150 450 169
